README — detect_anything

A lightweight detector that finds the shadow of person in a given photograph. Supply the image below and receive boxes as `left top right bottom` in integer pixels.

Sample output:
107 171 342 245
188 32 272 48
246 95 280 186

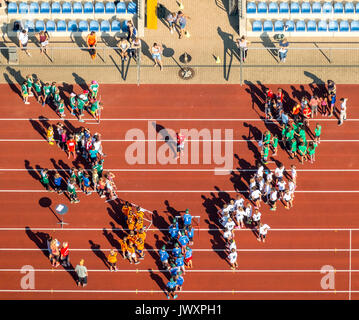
89 240 110 269
145 243 162 269
164 200 181 221
25 226 50 259
3 73 22 98
244 80 266 112
157 3 171 29
103 228 120 250
141 39 154 62
259 32 278 62
152 210 169 236
29 119 47 140
148 268 167 294
6 66 25 84
218 0 240 33
72 72 89 91
152 122 177 158
24 160 41 182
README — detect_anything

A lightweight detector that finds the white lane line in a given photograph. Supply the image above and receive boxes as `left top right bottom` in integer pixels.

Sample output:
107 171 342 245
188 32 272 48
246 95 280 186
0 139 358 142
0 268 351 273
1 169 359 172
0 248 353 252
0 289 345 294
0 227 355 231
0 190 357 193
1 118 359 121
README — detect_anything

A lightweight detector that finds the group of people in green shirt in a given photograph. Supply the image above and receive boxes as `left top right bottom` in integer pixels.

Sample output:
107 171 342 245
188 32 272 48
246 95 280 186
261 119 322 165
21 77 102 123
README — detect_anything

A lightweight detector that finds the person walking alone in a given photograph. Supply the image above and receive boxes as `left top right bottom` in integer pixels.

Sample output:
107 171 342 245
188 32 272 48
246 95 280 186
86 31 97 60
338 98 348 126
75 259 88 287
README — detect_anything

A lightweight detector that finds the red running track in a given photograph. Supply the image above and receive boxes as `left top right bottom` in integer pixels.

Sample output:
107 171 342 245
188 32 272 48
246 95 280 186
0 83 359 300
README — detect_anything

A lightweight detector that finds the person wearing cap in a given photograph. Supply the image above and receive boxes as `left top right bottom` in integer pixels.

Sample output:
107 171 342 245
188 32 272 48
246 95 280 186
184 245 193 268
183 209 192 228
177 230 189 254
175 253 185 275
168 219 179 244
166 277 178 299
175 271 184 291
159 245 170 270
89 80 99 99
172 243 181 258
185 225 194 246
69 93 77 116
169 263 179 278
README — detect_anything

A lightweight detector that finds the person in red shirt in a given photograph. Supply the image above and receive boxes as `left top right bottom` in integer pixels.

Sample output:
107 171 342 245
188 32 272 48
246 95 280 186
176 132 185 159
265 88 274 104
302 105 312 128
66 135 77 160
276 88 284 103
60 242 70 267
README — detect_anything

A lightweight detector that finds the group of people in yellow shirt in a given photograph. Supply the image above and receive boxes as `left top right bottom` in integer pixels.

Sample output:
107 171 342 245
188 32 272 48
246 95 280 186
106 202 148 270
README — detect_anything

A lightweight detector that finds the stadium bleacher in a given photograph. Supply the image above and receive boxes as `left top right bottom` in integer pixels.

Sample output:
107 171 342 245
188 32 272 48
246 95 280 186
6 1 138 36
246 1 359 35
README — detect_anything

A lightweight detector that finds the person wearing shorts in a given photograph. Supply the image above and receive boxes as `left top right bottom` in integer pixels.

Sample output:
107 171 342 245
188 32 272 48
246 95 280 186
176 132 185 159
86 31 97 60
76 96 85 122
127 243 139 264
66 135 77 160
159 245 170 270
228 248 238 270
21 81 29 104
33 79 44 105
310 95 319 118
151 43 163 70
166 278 178 299
118 37 130 62
307 141 318 164
175 253 186 275
175 272 184 291
176 11 189 39
18 29 31 56
69 93 77 116
184 245 192 268
185 225 194 245
269 189 278 211
166 12 177 34
107 249 118 272
135 237 145 260
75 259 88 287
49 239 60 267
282 190 293 209
37 30 49 55
42 82 51 107
258 224 270 243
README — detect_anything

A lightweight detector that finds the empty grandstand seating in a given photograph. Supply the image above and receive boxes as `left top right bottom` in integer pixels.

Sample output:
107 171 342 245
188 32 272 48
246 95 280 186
7 1 138 36
246 1 359 35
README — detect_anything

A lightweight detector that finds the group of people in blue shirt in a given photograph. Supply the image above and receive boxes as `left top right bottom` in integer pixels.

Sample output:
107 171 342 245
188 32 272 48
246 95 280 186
159 209 194 299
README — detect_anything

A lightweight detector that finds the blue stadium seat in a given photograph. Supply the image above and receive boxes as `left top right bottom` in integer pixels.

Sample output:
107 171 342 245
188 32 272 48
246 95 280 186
328 20 338 32
35 20 45 32
339 20 349 32
116 2 126 13
95 2 105 14
274 20 284 32
67 20 78 31
333 2 343 14
46 20 56 32
257 2 267 13
100 20 110 32
268 2 278 13
89 20 99 32
52 2 61 14
322 2 332 13
312 2 321 13
301 2 311 13
263 20 273 32
296 20 305 31
356 3 359 13
252 20 262 32
247 2 256 14
25 20 35 32
351 20 359 31
78 20 89 32
345 2 354 13
57 20 66 32
307 20 317 31
111 20 121 31
73 2 83 14
122 20 128 32
285 20 295 32
8 2 18 14
318 20 327 31
19 2 29 14
84 2 93 13
291 2 300 13
40 2 50 14
105 2 116 14
29 2 39 14
279 2 289 13
127 1 137 14
62 2 72 13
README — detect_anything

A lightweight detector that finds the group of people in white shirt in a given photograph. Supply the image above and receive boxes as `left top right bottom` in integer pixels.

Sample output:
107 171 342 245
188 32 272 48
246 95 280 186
219 162 298 268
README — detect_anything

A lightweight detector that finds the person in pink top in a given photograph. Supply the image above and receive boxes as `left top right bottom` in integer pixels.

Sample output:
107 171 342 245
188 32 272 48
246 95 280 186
176 132 185 159
309 95 319 118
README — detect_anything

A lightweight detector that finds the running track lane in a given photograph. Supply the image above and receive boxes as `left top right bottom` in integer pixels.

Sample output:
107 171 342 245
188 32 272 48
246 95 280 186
0 84 358 299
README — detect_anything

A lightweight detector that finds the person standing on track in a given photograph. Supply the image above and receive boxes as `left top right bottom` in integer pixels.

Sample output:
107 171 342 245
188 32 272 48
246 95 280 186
40 168 51 191
175 271 184 291
53 172 64 194
228 248 238 270
257 223 271 243
166 278 178 299
176 132 185 159
107 249 118 272
282 190 293 210
338 98 348 126
67 178 80 203
290 165 297 185
75 259 88 287
159 245 170 270
178 231 190 254
184 245 193 268
60 242 70 267
66 135 77 160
